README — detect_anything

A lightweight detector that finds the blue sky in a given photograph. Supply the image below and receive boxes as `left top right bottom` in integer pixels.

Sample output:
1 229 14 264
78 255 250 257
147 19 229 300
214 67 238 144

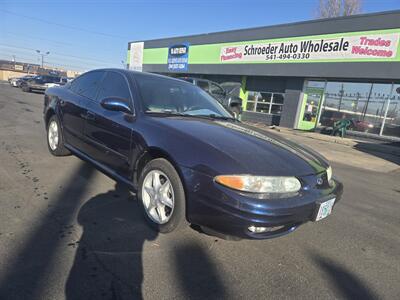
1 0 399 72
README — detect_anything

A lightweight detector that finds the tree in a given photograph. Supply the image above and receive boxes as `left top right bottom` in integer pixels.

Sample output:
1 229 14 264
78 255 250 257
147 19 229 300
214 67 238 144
317 0 363 18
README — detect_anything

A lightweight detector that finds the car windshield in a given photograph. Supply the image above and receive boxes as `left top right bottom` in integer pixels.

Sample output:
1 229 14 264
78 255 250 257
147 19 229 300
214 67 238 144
136 74 232 118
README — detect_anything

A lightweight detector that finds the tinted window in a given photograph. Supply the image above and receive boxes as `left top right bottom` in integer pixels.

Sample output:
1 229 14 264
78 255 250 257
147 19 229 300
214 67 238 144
70 71 103 100
33 76 44 83
196 80 209 92
136 74 230 117
96 72 131 105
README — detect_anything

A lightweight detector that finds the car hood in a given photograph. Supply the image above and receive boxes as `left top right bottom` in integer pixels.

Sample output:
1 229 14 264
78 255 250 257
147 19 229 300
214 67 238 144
148 116 329 177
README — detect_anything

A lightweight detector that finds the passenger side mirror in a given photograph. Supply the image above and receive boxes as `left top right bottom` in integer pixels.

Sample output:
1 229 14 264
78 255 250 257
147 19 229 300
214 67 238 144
100 97 132 114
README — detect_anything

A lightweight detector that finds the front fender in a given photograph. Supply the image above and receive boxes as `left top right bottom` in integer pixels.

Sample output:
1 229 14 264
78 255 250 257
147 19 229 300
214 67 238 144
138 118 245 177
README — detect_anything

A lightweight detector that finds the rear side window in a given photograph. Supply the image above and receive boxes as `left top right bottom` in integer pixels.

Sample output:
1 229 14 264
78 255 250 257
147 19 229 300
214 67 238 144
70 71 103 100
96 72 131 103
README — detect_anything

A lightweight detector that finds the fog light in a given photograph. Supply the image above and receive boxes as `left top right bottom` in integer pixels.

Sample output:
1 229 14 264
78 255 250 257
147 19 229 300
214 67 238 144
248 225 268 233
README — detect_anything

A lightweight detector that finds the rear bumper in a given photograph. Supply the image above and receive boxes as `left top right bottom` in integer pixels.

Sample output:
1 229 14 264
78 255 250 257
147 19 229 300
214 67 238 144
181 167 343 239
30 85 46 90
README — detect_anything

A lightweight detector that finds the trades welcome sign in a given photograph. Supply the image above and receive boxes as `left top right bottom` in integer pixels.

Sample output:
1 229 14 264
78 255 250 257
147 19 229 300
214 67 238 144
219 32 400 63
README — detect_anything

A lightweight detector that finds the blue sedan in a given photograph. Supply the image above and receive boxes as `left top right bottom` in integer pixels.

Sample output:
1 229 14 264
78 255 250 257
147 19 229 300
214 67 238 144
43 69 343 239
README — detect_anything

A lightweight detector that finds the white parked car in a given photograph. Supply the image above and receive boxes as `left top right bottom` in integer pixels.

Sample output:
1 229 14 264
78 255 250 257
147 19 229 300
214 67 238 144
9 75 35 87
45 77 72 88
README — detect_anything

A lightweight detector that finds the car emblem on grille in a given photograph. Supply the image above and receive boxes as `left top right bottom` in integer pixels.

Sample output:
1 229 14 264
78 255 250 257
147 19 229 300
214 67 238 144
316 178 324 185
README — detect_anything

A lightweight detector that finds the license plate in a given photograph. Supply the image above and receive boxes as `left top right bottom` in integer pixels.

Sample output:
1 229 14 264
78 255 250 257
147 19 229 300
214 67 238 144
314 198 335 221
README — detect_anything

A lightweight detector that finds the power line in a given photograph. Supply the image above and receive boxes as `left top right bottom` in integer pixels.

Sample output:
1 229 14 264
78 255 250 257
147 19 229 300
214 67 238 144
0 48 112 71
0 43 117 65
3 32 73 47
3 31 121 52
0 52 87 71
0 53 39 64
0 9 129 40
45 60 90 71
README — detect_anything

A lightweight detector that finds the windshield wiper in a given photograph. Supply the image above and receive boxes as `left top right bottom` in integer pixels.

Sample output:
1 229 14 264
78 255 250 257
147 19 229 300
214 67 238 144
145 111 238 121
197 114 238 121
145 110 184 116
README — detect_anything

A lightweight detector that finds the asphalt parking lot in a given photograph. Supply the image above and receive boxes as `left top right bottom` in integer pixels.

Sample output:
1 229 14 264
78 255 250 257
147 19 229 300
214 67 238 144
0 82 399 300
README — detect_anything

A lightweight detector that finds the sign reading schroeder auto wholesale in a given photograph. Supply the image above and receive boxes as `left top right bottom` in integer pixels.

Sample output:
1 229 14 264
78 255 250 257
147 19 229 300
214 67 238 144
220 32 400 63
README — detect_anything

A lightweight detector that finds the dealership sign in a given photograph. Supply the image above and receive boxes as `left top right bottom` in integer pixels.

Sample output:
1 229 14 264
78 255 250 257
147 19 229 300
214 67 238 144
220 33 400 63
168 43 189 71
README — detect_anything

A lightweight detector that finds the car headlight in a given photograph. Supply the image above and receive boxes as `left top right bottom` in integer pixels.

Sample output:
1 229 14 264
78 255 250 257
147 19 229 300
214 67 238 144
326 166 332 182
215 175 301 193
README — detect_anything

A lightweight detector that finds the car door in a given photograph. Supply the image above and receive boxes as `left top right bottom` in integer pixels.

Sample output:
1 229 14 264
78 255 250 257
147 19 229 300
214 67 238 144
59 71 104 152
84 71 134 178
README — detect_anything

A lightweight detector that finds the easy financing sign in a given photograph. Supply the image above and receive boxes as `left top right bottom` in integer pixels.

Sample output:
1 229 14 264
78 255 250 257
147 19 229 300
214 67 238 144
219 32 400 63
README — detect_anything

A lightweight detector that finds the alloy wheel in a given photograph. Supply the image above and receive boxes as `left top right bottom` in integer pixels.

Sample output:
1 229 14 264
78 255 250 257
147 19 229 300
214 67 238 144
141 170 175 224
48 120 59 151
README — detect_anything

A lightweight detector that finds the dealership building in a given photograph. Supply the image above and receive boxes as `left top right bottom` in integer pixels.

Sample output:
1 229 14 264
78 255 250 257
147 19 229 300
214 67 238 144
127 10 400 138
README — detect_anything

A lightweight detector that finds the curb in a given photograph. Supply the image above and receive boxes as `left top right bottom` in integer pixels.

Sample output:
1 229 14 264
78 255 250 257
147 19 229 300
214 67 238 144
246 122 400 157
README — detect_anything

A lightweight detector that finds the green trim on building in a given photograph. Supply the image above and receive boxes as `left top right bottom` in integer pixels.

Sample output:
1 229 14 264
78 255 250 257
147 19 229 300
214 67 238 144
143 48 169 64
240 76 248 110
137 28 400 66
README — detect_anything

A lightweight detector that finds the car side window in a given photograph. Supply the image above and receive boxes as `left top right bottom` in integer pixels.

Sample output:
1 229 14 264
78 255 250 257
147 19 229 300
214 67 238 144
210 83 225 95
196 80 209 92
70 71 103 100
96 72 131 106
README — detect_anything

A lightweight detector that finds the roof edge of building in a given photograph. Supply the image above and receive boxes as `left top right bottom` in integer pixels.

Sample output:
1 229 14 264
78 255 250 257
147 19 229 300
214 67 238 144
128 9 400 45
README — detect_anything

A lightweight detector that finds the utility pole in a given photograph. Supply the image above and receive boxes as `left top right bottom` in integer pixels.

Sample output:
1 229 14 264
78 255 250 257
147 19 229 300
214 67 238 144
36 50 50 68
12 55 16 70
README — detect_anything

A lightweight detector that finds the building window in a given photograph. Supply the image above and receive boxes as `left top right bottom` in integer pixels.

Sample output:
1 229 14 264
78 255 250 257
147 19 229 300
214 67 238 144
382 84 400 137
246 91 284 115
307 80 400 138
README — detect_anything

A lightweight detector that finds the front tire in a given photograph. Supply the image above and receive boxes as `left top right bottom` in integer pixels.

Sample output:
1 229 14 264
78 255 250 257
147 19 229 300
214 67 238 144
46 115 70 156
138 158 186 233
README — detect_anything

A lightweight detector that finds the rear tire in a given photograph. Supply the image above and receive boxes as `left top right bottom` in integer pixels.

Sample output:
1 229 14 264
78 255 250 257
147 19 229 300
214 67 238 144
46 115 70 156
138 158 187 233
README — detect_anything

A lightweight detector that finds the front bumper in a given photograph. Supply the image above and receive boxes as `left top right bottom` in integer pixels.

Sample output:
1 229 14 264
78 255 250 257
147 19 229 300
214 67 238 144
181 167 343 240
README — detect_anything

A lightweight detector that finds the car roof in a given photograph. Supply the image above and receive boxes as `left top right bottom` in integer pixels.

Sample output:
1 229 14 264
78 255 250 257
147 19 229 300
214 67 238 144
87 68 186 83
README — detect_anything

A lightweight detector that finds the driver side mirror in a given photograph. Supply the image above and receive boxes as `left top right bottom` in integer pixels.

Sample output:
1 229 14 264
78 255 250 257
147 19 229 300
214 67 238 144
100 97 132 114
